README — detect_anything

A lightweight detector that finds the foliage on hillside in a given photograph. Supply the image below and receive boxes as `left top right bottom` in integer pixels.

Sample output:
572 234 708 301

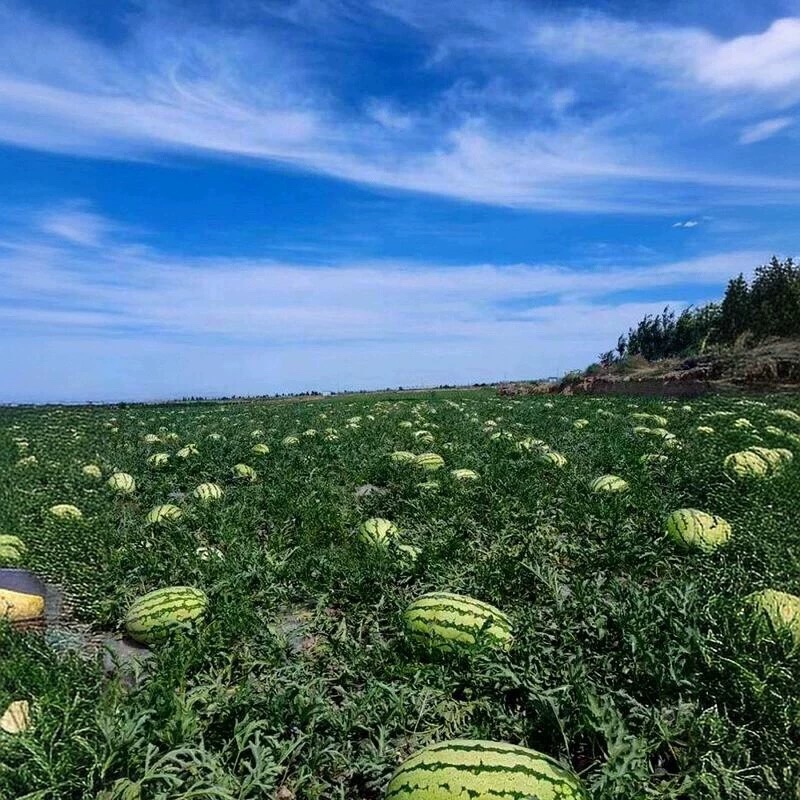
597 257 800 368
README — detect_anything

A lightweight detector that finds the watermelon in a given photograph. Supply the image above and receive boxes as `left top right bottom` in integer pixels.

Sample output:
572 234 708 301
176 444 199 459
146 504 183 525
123 586 208 644
148 452 170 468
403 591 512 652
451 468 479 481
665 509 731 553
107 472 136 494
385 739 587 800
49 503 83 520
538 450 567 468
390 450 416 464
724 450 770 479
251 443 270 455
232 463 257 481
282 435 300 446
193 482 224 503
0 535 26 564
142 433 160 444
82 463 102 478
415 453 444 471
745 589 800 648
630 412 668 427
360 518 399 546
590 474 628 493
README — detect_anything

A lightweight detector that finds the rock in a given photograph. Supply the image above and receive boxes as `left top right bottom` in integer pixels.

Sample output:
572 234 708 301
354 484 388 498
102 637 155 687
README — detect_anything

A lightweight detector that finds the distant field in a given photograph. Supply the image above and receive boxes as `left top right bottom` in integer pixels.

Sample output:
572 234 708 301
1 392 799 799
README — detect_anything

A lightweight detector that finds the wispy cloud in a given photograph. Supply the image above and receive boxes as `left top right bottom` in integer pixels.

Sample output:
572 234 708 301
0 3 797 213
672 219 700 228
739 116 794 144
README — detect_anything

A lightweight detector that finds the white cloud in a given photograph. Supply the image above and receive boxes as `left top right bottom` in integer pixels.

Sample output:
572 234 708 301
0 4 796 213
739 116 794 144
672 219 700 228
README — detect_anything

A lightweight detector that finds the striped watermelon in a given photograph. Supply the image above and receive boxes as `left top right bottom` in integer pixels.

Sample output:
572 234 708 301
107 472 136 494
124 586 208 644
0 535 26 564
415 453 444 471
251 443 270 455
176 444 199 459
49 503 83 520
590 474 628 493
390 450 416 464
360 518 399 546
403 591 512 651
538 450 567 468
665 509 731 553
146 504 183 525
451 468 479 481
385 739 587 800
745 589 800 648
82 464 102 479
724 450 770 479
233 463 257 481
193 482 224 503
148 452 170 468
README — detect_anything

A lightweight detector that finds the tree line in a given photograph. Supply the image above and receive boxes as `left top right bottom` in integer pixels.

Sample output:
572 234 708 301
598 256 800 367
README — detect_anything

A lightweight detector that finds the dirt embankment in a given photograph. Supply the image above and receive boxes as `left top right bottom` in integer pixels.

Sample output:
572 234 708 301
500 339 800 397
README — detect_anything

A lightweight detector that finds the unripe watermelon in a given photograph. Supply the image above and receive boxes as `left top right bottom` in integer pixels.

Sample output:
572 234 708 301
403 591 512 652
146 504 183 525
538 450 567 468
360 518 399 546
193 482 223 503
744 589 800 648
232 463 257 482
49 503 83 520
107 472 136 494
0 535 26 564
590 474 628 493
665 509 731 553
415 452 444 471
124 586 208 644
386 739 587 800
451 468 479 481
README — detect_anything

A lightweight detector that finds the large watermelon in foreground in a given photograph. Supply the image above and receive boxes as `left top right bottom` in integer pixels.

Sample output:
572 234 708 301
403 592 512 651
385 739 588 800
124 586 208 644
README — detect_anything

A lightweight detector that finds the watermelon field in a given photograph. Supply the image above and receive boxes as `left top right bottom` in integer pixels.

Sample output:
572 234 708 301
2 391 800 799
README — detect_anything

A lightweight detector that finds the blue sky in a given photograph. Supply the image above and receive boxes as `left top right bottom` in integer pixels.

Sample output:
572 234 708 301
1 0 799 402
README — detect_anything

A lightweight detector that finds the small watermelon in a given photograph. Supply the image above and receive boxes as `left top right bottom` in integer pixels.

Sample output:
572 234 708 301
590 474 628 493
148 453 170 468
744 589 800 648
107 472 136 494
123 586 208 645
82 464 102 479
232 463 257 482
390 450 416 464
146 504 183 525
415 452 445 471
193 482 224 503
724 450 770 479
451 468 479 481
0 535 26 564
403 591 512 652
360 518 399 546
49 504 83 520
